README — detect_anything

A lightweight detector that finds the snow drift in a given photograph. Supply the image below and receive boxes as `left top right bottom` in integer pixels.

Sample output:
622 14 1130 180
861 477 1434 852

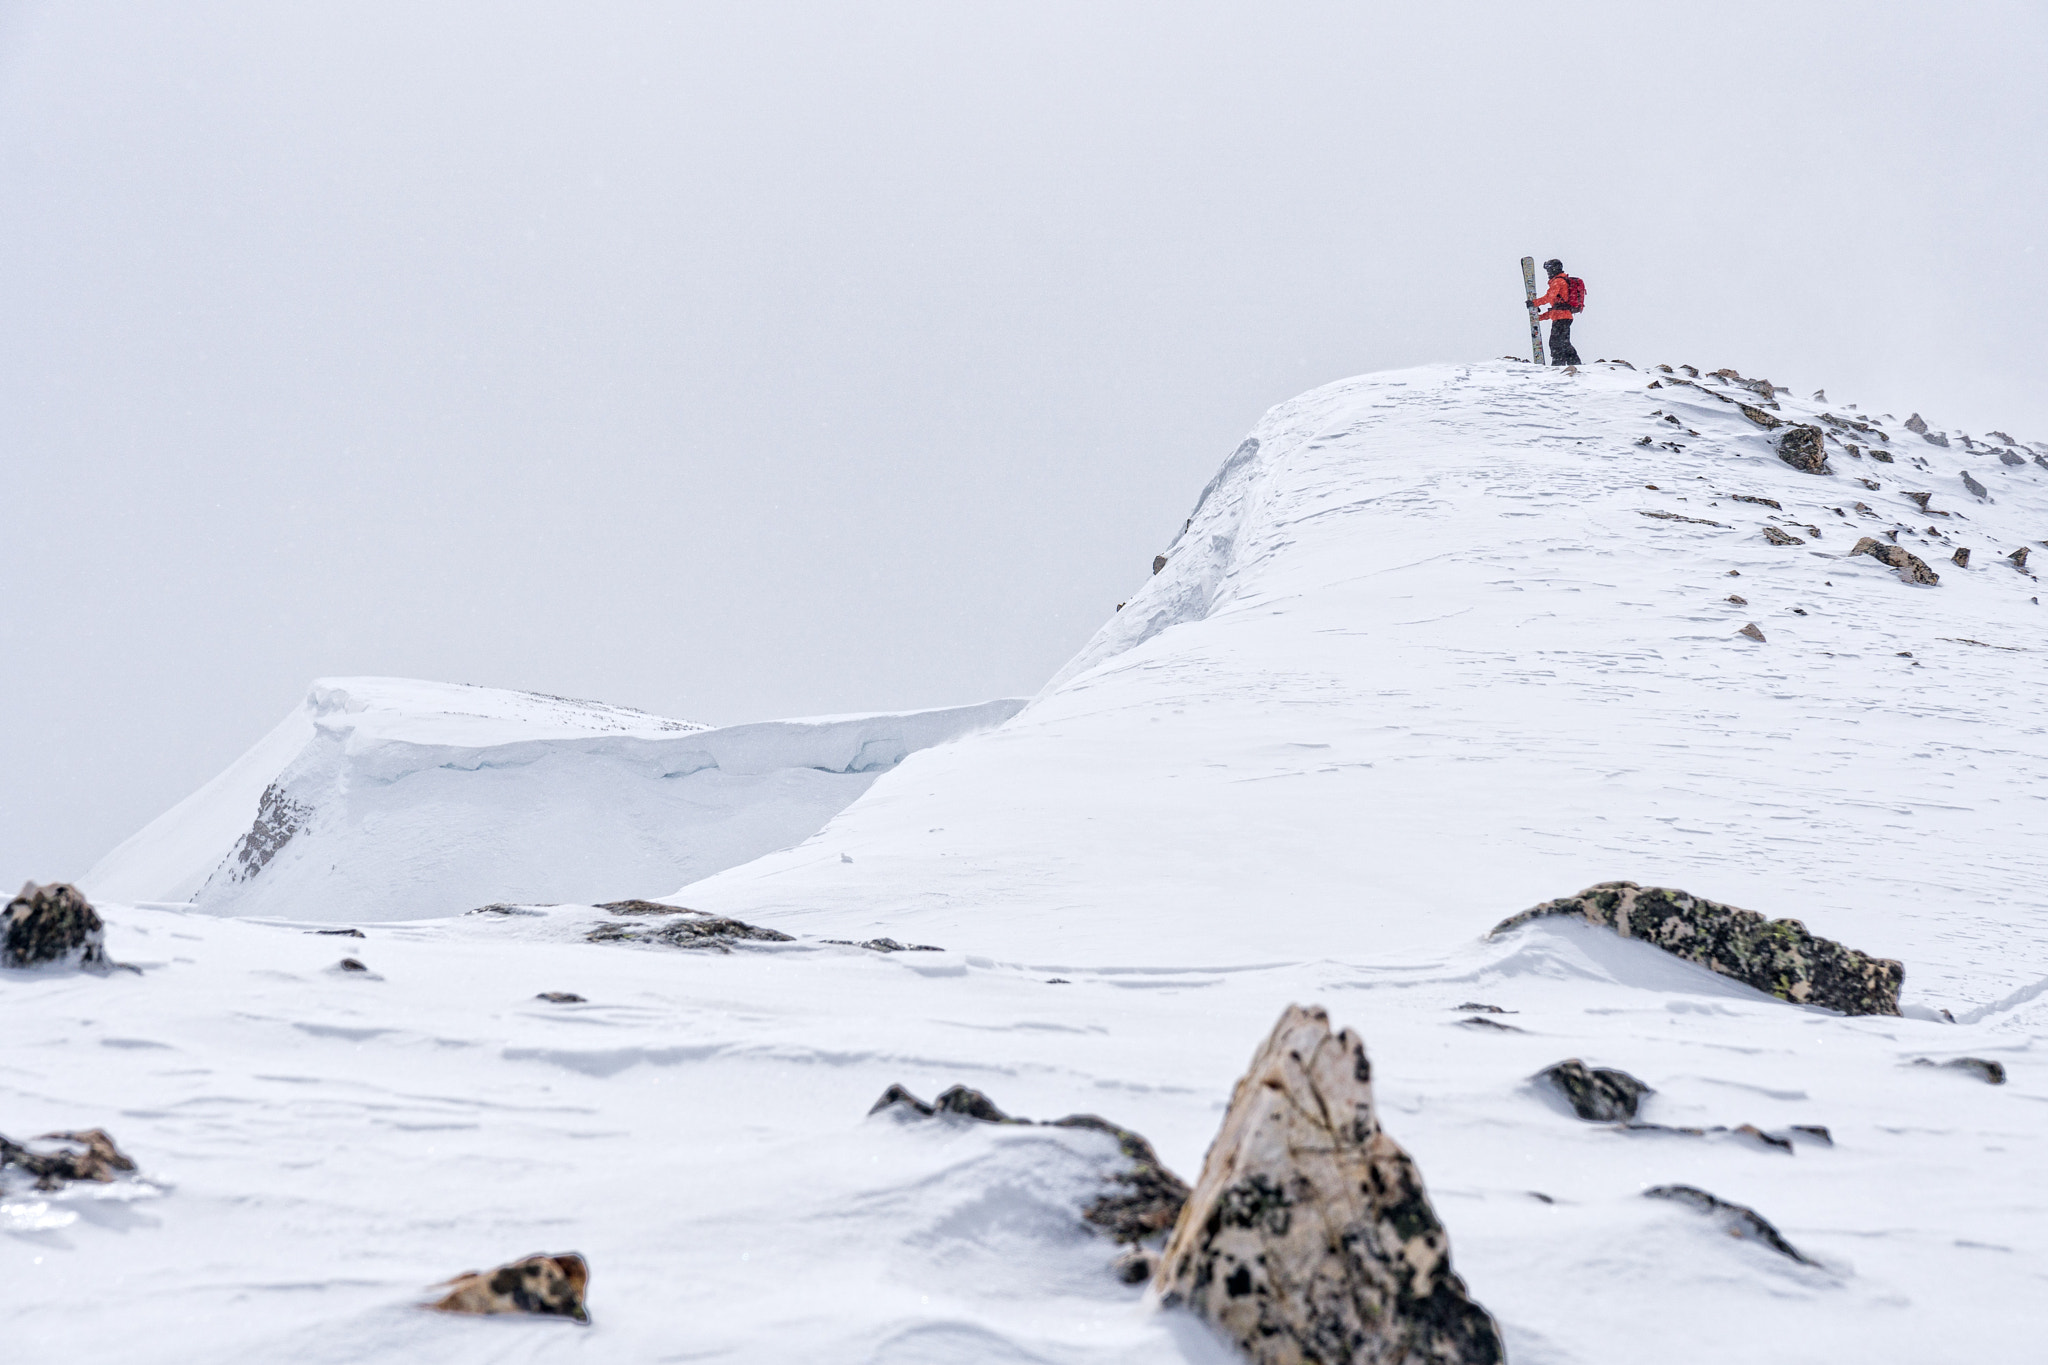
85 677 1022 920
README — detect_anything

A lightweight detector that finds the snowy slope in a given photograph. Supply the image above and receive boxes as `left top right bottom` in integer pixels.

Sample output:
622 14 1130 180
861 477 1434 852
9 361 2047 1364
84 677 1023 920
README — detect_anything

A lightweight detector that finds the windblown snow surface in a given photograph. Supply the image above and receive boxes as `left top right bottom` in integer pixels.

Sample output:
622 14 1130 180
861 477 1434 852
9 360 2048 1363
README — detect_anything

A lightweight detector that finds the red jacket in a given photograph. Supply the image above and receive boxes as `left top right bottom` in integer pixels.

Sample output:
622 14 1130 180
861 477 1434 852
1533 274 1574 322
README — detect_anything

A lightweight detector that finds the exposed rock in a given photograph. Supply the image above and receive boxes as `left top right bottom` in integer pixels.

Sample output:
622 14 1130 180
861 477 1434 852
1923 431 1951 447
1760 526 1804 546
1776 425 1830 473
3 882 107 969
1726 594 1747 605
1151 1005 1503 1365
1730 493 1781 509
312 927 366 938
428 1252 591 1324
1490 881 1904 1016
1154 554 1169 575
1112 1245 1156 1284
1738 623 1766 642
586 911 794 952
1644 1185 1814 1265
1456 1015 1521 1032
337 957 369 972
0 1128 136 1192
1851 536 1940 585
1738 404 1782 429
594 898 692 916
1953 547 1971 567
869 1084 1190 1244
1961 471 1990 500
1911 1056 2006 1084
1455 1002 1513 1014
2010 547 2031 571
1537 1059 1651 1122
1999 450 2026 466
217 782 315 887
1640 510 1727 527
822 937 944 952
1989 429 2017 443
1870 448 1894 463
535 991 586 1003
1904 490 1932 510
1904 413 1929 434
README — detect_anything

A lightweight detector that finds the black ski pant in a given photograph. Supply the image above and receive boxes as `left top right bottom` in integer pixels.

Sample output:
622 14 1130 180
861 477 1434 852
1548 317 1581 366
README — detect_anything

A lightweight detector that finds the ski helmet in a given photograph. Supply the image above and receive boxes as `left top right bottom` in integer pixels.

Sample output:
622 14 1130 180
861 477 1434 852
1543 258 1563 275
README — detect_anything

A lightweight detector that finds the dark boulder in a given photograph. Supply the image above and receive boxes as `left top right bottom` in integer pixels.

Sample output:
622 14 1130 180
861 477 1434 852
1911 1056 2005 1084
1645 1185 1813 1265
1491 881 1904 1016
1776 425 1830 473
868 1083 1190 1246
1851 536 1940 585
1537 1059 1652 1122
3 882 108 969
0 1128 136 1191
586 911 793 952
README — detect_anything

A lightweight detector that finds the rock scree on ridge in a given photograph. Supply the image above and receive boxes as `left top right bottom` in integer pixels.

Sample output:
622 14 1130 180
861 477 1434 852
1490 882 1903 1016
3 882 109 970
427 1252 591 1324
868 1083 1191 1247
1150 1004 1503 1365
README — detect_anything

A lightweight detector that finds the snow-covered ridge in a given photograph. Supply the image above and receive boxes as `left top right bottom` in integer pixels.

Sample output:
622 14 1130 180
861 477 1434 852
86 676 1023 920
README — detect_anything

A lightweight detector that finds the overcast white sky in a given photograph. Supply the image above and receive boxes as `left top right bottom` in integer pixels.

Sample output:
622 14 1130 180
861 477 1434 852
4 1 2044 887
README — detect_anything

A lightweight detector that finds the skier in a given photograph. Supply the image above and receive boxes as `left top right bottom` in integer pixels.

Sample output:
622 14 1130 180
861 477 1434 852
1527 258 1584 366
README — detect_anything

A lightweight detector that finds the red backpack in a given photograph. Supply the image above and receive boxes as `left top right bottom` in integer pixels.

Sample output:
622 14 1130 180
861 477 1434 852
1563 276 1587 312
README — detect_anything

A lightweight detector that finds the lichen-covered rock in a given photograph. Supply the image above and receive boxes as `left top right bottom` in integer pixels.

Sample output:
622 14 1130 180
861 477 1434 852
1644 1186 1813 1264
1760 525 1804 546
1851 536 1940 585
1776 425 1829 473
3 882 107 969
0 1128 136 1191
867 1084 1191 1245
586 911 793 951
1953 547 1972 567
1491 882 1903 1016
2010 547 2031 572
1537 1059 1651 1122
428 1252 590 1324
1151 1005 1503 1365
1738 404 1782 429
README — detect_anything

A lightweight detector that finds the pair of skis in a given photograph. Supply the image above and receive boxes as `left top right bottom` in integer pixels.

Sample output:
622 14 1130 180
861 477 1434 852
1520 256 1545 365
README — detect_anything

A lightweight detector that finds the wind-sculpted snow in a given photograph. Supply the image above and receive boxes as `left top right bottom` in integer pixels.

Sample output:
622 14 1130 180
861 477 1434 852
16 362 2048 1363
87 677 1022 921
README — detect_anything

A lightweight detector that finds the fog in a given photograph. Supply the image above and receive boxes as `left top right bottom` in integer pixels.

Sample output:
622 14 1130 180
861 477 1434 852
4 1 2043 887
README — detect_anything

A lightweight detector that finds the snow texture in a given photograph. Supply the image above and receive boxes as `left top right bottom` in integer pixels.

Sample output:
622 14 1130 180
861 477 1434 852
11 360 2047 1363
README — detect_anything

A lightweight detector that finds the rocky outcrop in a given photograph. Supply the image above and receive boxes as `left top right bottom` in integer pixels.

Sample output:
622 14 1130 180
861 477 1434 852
1490 882 1903 1016
2010 547 2031 572
3 882 108 969
1851 536 1940 585
1953 547 1972 567
428 1252 591 1324
1151 1005 1503 1365
1776 426 1829 474
822 937 944 952
1644 1186 1813 1265
1760 525 1804 546
869 1084 1190 1245
1537 1059 1650 1122
0 1128 136 1191
1961 471 1989 500
1738 404 1781 429
586 910 793 951
1911 1056 2006 1084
